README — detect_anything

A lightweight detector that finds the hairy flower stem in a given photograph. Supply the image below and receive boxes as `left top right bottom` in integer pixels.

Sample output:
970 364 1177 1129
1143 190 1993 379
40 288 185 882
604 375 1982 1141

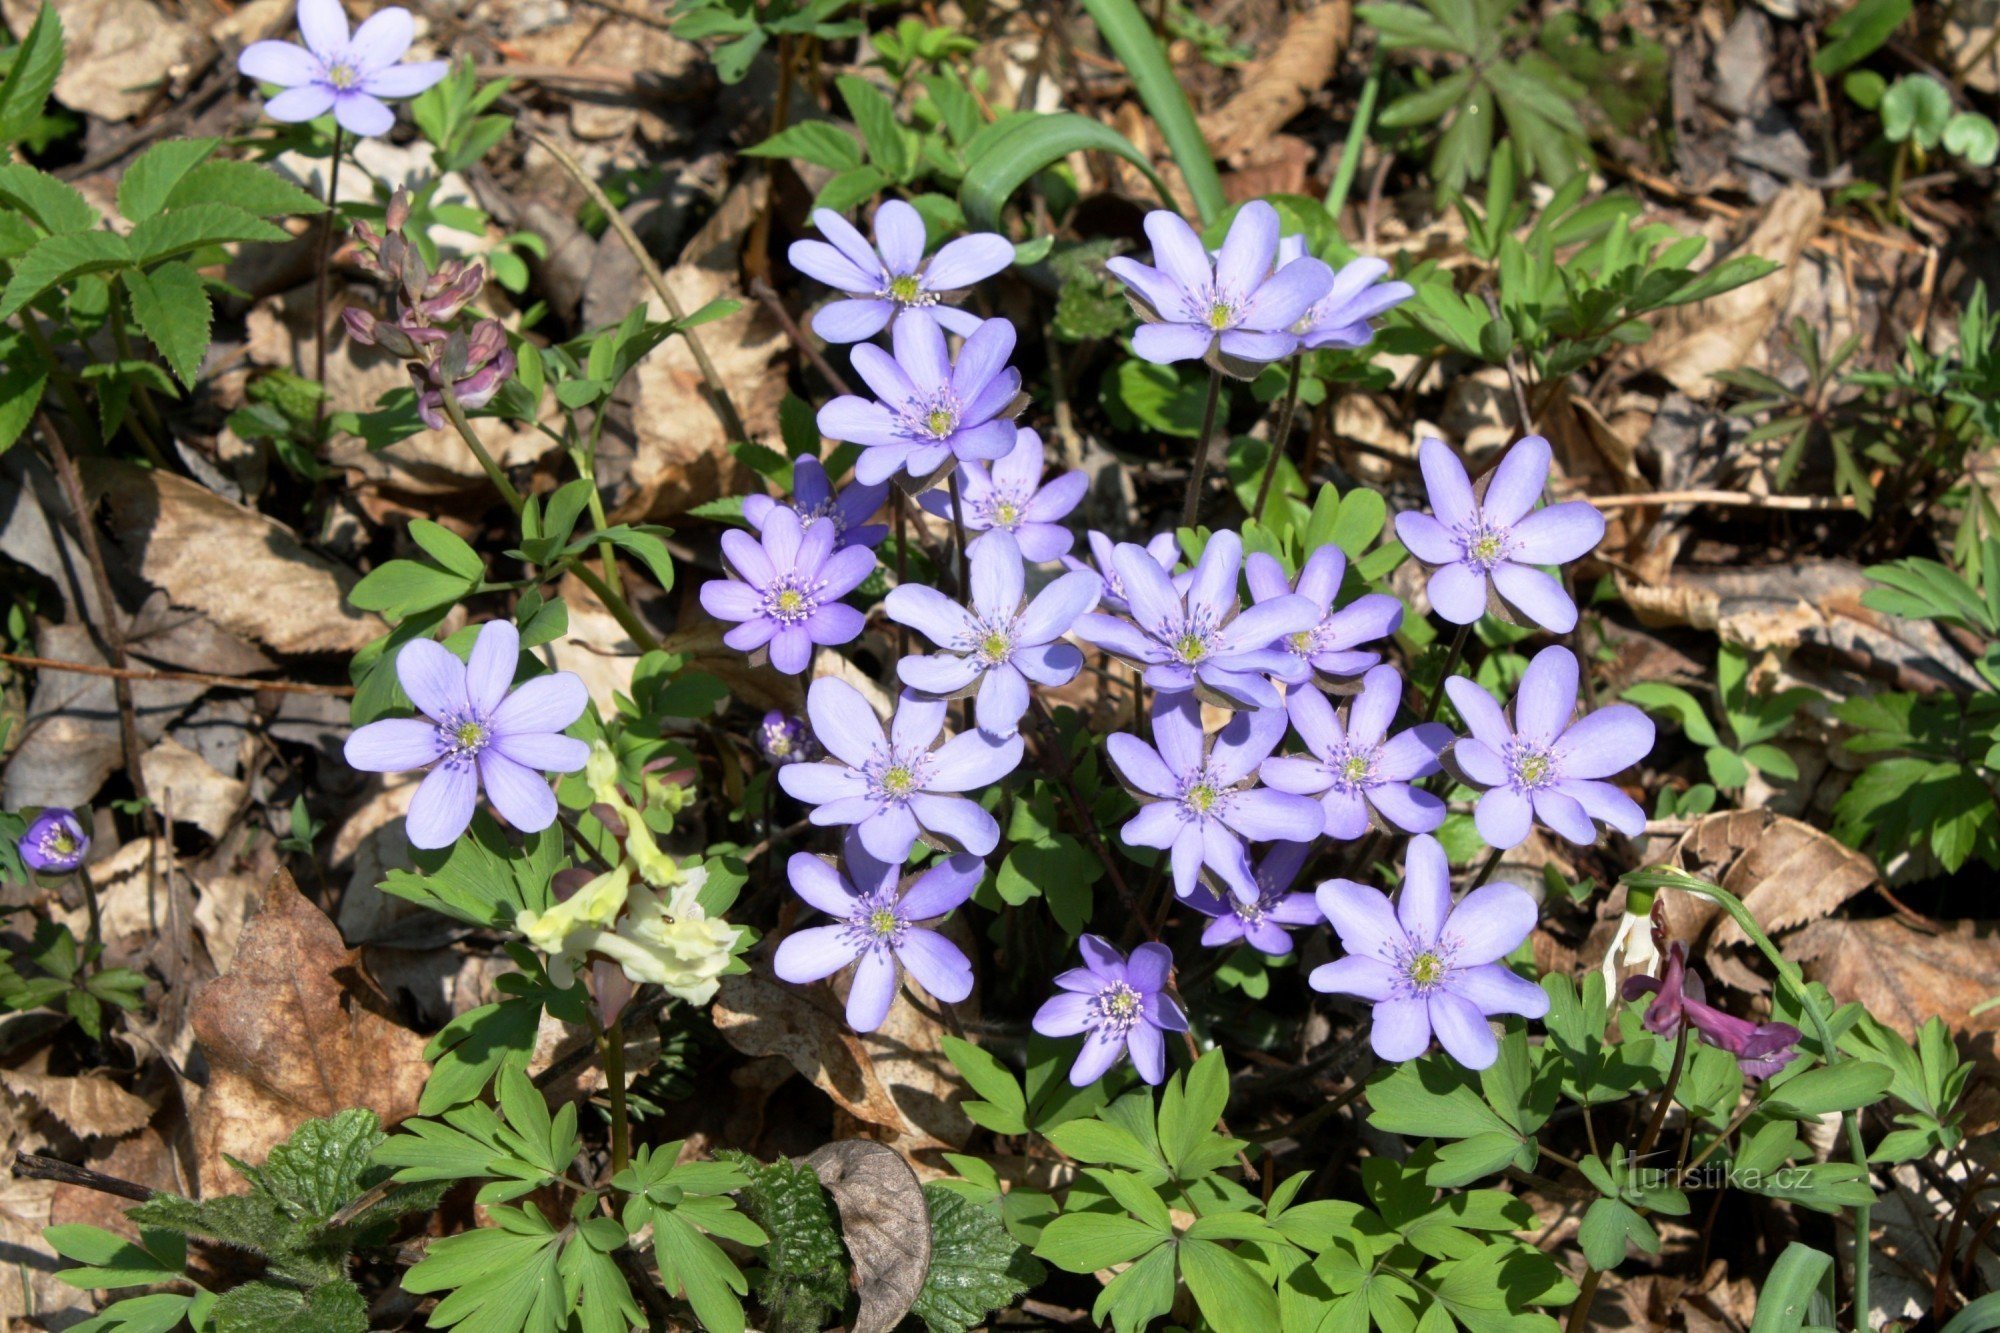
313 127 343 434
603 1017 630 1177
1030 698 1148 933
1180 366 1225 532
1420 622 1471 723
1251 357 1304 521
1462 843 1503 893
947 468 973 600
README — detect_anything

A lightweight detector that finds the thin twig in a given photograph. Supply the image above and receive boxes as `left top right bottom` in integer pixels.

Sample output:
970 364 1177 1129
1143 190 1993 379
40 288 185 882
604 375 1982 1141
0 650 356 696
1588 490 1857 511
14 1151 153 1202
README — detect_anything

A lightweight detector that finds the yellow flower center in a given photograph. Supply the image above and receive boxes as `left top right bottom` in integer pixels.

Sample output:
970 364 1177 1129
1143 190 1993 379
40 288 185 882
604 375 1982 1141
889 274 922 303
776 589 805 614
926 409 954 437
868 907 898 937
1187 784 1217 813
49 831 75 854
981 632 1010 661
881 765 915 796
1175 633 1207 663
454 721 487 749
1342 755 1370 783
1518 753 1549 785
994 502 1019 526
1207 302 1233 330
1408 952 1445 986
1104 987 1138 1017
1472 534 1503 562
1289 630 1313 653
326 61 358 89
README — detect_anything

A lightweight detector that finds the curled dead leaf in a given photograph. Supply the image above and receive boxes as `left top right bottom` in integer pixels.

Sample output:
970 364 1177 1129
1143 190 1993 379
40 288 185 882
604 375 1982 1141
1197 2 1349 164
710 971 911 1135
0 1069 153 1140
1790 917 2000 1055
1668 809 1876 949
804 1140 932 1333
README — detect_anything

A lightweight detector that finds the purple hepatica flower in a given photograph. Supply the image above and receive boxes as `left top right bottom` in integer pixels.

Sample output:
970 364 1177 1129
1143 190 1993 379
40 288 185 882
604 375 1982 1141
1275 236 1415 349
1443 645 1654 850
699 507 875 675
743 456 889 552
772 832 980 1032
759 712 816 767
343 620 589 850
1184 841 1319 955
1061 531 1182 617
1261 665 1450 839
1074 529 1316 710
1104 200 1334 378
237 0 447 138
818 312 1023 487
1311 833 1549 1070
20 809 89 873
1393 435 1606 634
1033 936 1189 1085
886 531 1102 737
918 428 1087 562
790 200 1015 343
1623 943 1801 1079
1107 692 1322 903
778 679 1022 860
1243 545 1404 686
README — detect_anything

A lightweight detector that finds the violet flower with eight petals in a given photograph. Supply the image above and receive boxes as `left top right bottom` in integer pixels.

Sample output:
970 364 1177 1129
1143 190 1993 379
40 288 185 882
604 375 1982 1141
1183 842 1320 955
1261 665 1450 838
772 831 981 1032
20 809 88 873
743 456 888 551
699 507 875 675
1275 236 1415 349
1243 545 1403 685
1032 935 1189 1085
917 428 1087 562
1442 645 1655 850
237 0 447 137
1311 833 1549 1070
818 312 1023 487
789 200 1014 342
343 620 590 850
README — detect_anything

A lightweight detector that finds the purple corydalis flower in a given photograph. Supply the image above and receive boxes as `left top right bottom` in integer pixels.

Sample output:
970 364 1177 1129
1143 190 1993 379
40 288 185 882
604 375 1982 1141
1275 237 1414 349
1243 545 1403 685
778 680 1022 860
818 312 1023 487
790 200 1014 343
1074 529 1317 710
237 0 446 137
1061 531 1181 617
918 428 1087 562
1261 665 1450 838
343 620 590 850
759 712 816 766
1393 436 1606 634
1107 692 1321 902
743 456 889 551
1184 842 1319 954
1311 833 1549 1070
699 507 875 675
1623 943 1801 1079
1032 935 1189 1085
772 832 980 1032
410 320 514 430
886 531 1102 737
20 809 88 873
1443 646 1654 850
1105 200 1334 378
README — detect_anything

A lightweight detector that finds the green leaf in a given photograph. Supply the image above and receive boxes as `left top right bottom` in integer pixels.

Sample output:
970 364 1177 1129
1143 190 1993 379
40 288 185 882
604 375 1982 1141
0 5 65 147
942 1034 1028 1135
421 996 543 1113
743 120 864 172
1881 75 1953 149
1763 1061 1894 1117
837 74 911 179
1179 1236 1279 1333
1945 111 2000 167
45 1224 186 1288
588 524 677 593
409 518 486 583
1074 0 1224 223
1813 0 1911 75
348 558 478 619
717 1150 848 1333
0 229 131 319
1747 1242 1833 1333
123 262 212 389
1033 1210 1167 1272
163 158 327 218
912 1184 1046 1333
814 164 893 214
0 161 98 234
239 1107 384 1224
125 202 288 265
115 138 221 223
1158 1050 1228 1178
401 1204 565 1331
1621 682 1721 747
960 112 1171 229
65 1292 201 1333
1578 1197 1656 1270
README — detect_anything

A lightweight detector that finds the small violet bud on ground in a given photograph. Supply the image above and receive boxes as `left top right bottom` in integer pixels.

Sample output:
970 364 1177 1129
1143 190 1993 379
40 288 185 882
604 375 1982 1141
743 456 888 551
1624 942 1801 1079
1033 935 1189 1085
1105 200 1335 378
20 808 89 873
699 507 875 675
818 311 1024 486
1275 236 1416 349
1244 545 1403 685
1261 665 1451 838
1075 529 1317 710
343 620 590 849
1444 645 1655 849
772 831 981 1032
789 200 1015 342
1061 530 1182 617
917 428 1087 562
237 0 447 137
886 530 1102 737
1184 842 1319 955
758 712 816 767
1311 834 1549 1070
1106 692 1321 902
1393 435 1607 633
778 679 1023 860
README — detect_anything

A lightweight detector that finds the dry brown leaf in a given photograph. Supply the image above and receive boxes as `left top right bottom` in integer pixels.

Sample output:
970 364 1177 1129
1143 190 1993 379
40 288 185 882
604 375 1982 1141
1790 918 2000 1048
0 0 197 123
0 1069 154 1141
1644 184 1823 400
1198 2 1350 164
0 1177 85 1325
804 1140 931 1333
142 736 248 840
1670 810 1876 949
711 970 913 1136
90 460 386 656
187 869 429 1193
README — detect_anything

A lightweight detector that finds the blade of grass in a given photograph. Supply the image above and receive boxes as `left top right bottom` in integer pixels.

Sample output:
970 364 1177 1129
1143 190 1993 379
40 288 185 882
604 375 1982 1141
1077 0 1225 224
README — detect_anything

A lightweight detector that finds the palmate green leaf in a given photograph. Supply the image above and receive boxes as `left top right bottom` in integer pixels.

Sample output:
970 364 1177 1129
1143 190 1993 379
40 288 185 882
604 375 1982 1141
1762 1060 1894 1118
1033 1209 1167 1272
1158 1049 1229 1179
0 229 130 318
125 201 288 266
911 1184 1045 1333
836 74 910 180
1578 1197 1656 1270
941 1034 1028 1135
652 1210 751 1333
743 120 865 172
115 138 221 223
124 261 211 389
1093 1242 1177 1333
402 1204 566 1333
1180 1236 1279 1333
421 994 544 1113
0 4 65 147
348 555 478 619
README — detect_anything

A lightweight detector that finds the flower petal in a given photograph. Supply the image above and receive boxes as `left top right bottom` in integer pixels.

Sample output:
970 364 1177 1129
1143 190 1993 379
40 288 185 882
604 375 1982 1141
1445 883 1539 965
873 199 926 274
1510 500 1605 565
397 637 467 722
1017 570 1101 644
1452 962 1552 1018
332 90 395 137
346 6 414 70
1315 879 1405 963
1474 787 1533 849
846 948 899 1032
885 584 975 647
360 60 448 98
1477 435 1551 528
1394 511 1462 565
1033 991 1096 1036
811 298 895 342
787 853 859 916
1127 942 1173 993
479 751 557 832
850 342 920 409
1126 1024 1166 1084
464 619 519 718
406 761 477 849
490 672 589 738
1396 833 1452 945
774 924 860 983
951 317 1018 403
491 731 589 773
910 792 1000 855
1214 199 1281 302
1346 665 1400 745
1491 562 1577 633
1107 733 1178 798
1562 779 1647 837
1429 992 1499 1069
1444 677 1513 752
924 232 1013 290
1143 209 1212 298
1426 561 1489 625
1069 1028 1129 1085
344 718 439 772
296 0 350 60
1513 645 1579 745
238 40 319 86
1417 437 1476 528
899 929 973 1002
925 731 1022 792
1113 541 1183 636
778 762 869 804
900 853 983 918
1132 321 1214 364
974 666 1030 735
970 528 1024 619
1370 997 1433 1062
263 82 336 122
1552 704 1654 778
898 653 982 696
812 208 887 284
1238 257 1335 331
1309 954 1399 1000
892 308 951 394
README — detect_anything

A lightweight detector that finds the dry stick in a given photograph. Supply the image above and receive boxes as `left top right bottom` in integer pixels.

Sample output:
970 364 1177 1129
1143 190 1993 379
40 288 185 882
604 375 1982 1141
1179 366 1225 532
0 650 357 697
313 127 345 433
1587 490 1858 512
750 276 852 396
1250 356 1305 521
522 127 749 445
14 1151 154 1202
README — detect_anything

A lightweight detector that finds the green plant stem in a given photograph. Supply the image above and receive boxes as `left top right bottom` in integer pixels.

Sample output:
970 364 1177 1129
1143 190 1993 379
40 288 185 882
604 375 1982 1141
1420 622 1471 722
572 413 625 600
1251 358 1305 521
604 1018 630 1177
1078 0 1226 224
17 311 97 447
314 127 344 432
1324 55 1384 220
105 285 170 468
1462 844 1503 893
1180 366 1225 532
522 127 749 444
947 467 973 599
437 382 524 512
